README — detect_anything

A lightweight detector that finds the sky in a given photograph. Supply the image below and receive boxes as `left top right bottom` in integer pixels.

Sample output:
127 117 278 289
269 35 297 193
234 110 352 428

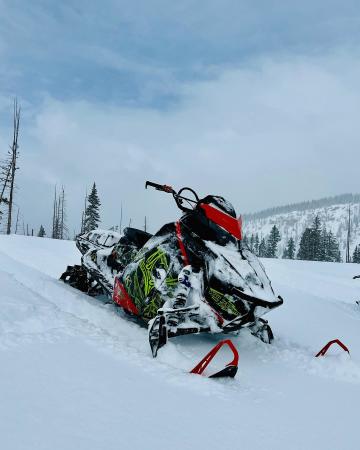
1 0 360 235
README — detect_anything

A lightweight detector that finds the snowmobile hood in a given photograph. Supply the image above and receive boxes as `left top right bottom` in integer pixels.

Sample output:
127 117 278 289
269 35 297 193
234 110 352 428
205 240 278 304
199 202 242 241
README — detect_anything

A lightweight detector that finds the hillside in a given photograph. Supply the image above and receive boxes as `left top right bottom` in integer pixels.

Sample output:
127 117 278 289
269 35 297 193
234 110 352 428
243 195 360 258
1 235 360 450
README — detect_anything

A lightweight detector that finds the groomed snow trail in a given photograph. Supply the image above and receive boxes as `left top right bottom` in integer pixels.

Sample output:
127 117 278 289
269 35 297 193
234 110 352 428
1 235 360 450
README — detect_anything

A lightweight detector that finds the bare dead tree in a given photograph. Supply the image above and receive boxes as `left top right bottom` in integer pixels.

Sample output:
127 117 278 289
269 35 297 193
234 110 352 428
52 186 58 238
58 190 63 238
80 211 84 234
346 204 351 263
120 203 123 234
51 185 68 239
59 186 68 239
0 141 12 224
80 189 87 234
6 99 21 234
0 166 10 228
15 207 20 234
0 164 11 206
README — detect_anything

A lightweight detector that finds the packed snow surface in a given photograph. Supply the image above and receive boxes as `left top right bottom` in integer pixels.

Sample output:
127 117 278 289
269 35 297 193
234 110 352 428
1 234 360 450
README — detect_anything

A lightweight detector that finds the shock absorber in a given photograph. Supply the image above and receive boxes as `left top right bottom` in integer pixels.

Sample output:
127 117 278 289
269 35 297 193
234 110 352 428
173 265 192 309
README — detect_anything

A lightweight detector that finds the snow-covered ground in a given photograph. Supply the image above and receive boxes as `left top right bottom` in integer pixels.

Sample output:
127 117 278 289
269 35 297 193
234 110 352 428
1 235 360 450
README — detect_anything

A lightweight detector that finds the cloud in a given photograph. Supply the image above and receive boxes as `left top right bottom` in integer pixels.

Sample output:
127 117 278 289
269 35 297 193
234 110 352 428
1 1 360 233
4 50 359 235
1 0 360 108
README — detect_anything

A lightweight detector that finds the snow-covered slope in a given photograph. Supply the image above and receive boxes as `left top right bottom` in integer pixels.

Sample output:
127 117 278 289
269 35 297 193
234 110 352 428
1 235 360 450
244 201 360 258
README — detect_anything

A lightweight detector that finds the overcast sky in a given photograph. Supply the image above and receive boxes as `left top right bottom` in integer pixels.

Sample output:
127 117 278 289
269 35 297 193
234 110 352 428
1 0 360 235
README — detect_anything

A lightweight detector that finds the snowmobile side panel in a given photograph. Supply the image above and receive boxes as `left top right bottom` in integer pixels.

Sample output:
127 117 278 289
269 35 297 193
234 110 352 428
113 277 139 315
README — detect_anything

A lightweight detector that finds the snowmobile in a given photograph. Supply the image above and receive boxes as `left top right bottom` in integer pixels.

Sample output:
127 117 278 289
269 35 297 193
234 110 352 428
61 181 283 357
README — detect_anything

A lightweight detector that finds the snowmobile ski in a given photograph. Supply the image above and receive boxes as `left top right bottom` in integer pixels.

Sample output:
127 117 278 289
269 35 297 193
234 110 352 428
190 339 239 378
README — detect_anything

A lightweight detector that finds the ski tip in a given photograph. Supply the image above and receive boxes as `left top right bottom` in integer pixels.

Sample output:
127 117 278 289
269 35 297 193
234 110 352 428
209 365 238 379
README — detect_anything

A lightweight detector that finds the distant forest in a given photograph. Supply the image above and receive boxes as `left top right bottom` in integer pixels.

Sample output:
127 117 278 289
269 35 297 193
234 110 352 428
244 193 360 221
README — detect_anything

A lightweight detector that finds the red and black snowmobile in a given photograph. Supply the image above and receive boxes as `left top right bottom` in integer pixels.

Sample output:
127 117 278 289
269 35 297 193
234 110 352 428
61 181 283 357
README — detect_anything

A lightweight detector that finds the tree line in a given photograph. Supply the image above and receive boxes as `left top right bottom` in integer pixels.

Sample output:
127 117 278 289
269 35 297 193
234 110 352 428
244 193 360 221
0 99 105 239
46 181 138 239
243 215 354 263
49 182 101 240
2 181 102 239
243 225 281 258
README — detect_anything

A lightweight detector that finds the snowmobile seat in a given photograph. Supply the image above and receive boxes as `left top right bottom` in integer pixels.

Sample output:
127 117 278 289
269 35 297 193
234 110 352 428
121 227 152 250
107 227 152 272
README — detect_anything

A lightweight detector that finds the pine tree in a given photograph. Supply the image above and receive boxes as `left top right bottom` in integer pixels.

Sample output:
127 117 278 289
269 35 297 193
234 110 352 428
242 234 249 249
37 225 46 237
353 245 360 263
283 237 295 259
249 234 255 252
266 225 281 258
297 217 341 262
297 228 312 260
318 227 327 261
254 234 260 256
297 216 322 261
321 230 340 262
310 215 322 261
84 182 101 232
258 238 267 257
326 231 341 262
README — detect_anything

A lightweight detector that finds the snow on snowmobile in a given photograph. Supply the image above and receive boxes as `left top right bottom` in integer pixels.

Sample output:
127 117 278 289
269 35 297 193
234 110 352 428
60 181 283 357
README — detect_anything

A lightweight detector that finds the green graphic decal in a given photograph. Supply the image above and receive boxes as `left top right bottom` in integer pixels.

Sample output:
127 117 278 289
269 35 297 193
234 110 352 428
124 247 178 319
142 292 162 319
208 288 239 316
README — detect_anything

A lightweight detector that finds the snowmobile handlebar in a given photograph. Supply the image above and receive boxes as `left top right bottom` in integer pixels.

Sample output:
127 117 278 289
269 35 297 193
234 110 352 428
145 181 175 194
145 181 200 212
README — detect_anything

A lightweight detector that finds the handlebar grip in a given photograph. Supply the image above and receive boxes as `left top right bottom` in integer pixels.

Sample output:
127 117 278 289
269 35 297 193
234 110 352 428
145 181 174 193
